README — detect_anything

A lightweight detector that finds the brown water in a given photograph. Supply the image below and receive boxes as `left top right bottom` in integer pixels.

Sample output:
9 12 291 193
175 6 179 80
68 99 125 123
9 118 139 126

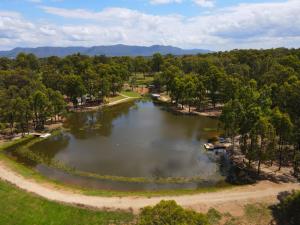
25 100 229 191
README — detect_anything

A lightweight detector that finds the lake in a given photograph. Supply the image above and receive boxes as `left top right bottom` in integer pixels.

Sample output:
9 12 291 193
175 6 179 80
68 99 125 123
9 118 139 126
24 100 230 191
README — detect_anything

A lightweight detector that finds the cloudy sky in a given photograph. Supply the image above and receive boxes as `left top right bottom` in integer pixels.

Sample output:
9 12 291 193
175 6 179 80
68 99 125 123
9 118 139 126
0 0 299 51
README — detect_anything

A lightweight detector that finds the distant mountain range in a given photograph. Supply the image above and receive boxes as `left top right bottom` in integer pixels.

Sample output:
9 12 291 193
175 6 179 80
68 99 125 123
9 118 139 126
0 45 212 58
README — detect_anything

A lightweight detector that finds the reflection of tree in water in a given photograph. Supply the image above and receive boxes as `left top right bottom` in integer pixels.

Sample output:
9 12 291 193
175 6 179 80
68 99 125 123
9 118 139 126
151 167 166 179
29 133 70 159
64 101 136 139
8 133 70 168
64 112 88 139
97 101 136 136
159 106 219 141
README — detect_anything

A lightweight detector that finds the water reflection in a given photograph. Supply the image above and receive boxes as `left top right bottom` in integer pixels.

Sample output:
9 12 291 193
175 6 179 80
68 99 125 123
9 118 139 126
27 100 228 190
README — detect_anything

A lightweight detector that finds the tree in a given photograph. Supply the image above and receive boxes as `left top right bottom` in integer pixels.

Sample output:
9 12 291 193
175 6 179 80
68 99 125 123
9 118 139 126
220 99 243 151
0 86 20 134
151 53 163 72
30 90 50 130
220 76 241 103
47 89 66 122
138 200 209 225
98 77 111 101
41 66 64 92
110 74 123 96
251 116 276 174
129 75 137 91
63 75 86 107
161 65 181 94
170 75 185 107
133 56 149 78
195 77 206 110
272 108 293 170
15 98 31 135
15 53 39 70
205 66 224 108
273 191 300 225
182 74 197 112
84 68 98 99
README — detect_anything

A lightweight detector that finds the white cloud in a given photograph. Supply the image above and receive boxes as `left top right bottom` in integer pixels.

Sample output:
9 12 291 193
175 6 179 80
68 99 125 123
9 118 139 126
193 0 214 8
149 0 182 4
1 0 300 51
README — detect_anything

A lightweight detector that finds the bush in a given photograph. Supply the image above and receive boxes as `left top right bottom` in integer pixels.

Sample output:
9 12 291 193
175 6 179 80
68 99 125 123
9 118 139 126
207 208 222 224
272 191 300 225
138 200 209 225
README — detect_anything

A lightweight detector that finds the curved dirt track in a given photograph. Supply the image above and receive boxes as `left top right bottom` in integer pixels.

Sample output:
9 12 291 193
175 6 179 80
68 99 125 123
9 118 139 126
1 162 299 216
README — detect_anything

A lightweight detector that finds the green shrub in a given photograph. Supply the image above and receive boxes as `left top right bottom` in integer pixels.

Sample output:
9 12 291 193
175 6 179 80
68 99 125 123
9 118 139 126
138 200 209 225
273 191 300 225
207 208 222 224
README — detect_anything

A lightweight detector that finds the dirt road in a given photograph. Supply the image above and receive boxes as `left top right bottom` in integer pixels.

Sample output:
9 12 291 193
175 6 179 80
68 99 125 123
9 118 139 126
0 162 299 216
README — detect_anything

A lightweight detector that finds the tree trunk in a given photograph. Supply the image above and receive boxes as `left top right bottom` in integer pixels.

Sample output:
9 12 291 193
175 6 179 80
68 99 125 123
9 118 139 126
257 159 261 175
10 122 14 135
278 138 283 171
232 135 235 152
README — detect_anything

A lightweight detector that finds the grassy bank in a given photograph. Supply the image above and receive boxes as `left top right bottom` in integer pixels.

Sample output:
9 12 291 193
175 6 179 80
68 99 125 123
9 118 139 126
121 91 142 98
0 180 134 225
107 95 127 103
0 135 35 151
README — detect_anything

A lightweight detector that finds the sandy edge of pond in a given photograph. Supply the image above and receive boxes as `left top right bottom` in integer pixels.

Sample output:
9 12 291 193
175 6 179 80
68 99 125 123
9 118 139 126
0 161 299 216
158 95 222 118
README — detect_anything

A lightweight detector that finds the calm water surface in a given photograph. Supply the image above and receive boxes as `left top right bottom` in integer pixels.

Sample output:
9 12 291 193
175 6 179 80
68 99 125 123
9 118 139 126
28 100 228 190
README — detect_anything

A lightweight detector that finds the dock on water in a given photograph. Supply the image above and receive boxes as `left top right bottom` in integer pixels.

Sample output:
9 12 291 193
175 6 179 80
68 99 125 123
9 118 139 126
31 133 51 138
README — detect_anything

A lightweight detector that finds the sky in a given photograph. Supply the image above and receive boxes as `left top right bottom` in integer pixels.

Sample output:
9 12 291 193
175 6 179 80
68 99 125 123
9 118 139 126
0 0 299 51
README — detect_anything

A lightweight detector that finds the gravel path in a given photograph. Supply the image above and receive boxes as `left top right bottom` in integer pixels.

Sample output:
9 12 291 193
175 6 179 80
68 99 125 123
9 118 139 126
0 162 299 216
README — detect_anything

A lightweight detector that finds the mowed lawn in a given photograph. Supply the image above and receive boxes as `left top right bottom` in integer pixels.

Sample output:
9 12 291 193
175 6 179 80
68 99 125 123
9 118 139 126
121 91 141 98
0 181 134 225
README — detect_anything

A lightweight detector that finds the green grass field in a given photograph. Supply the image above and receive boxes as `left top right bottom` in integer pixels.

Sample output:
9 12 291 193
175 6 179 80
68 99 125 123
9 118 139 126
121 91 142 98
0 180 134 225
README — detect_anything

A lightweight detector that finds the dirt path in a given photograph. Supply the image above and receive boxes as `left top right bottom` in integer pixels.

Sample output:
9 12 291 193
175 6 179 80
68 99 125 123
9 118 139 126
0 162 299 216
108 94 140 106
107 96 131 106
